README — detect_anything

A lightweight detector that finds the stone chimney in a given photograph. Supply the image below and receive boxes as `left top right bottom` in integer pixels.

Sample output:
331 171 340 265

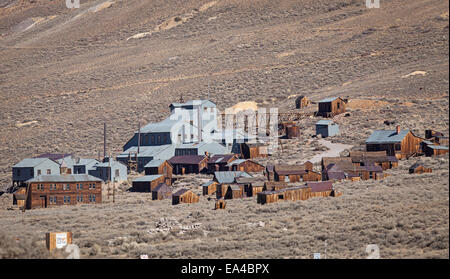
396 125 401 134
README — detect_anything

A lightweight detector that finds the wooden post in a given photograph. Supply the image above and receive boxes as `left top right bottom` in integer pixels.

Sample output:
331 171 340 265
113 179 115 203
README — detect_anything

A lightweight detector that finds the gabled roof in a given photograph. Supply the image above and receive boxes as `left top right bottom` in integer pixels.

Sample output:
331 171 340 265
35 153 72 161
74 158 100 166
274 164 309 175
226 159 248 166
139 117 180 133
13 158 58 168
426 145 449 150
117 145 175 159
366 130 410 144
318 97 343 103
202 180 215 187
168 155 207 165
94 160 126 168
208 154 236 164
132 174 163 182
144 159 169 168
214 171 252 184
173 188 192 196
26 174 102 183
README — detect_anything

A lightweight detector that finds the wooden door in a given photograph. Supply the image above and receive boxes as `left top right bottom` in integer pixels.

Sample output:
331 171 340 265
40 196 47 208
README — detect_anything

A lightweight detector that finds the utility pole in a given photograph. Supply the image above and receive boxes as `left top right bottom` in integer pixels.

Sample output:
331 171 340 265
103 122 107 160
113 178 116 203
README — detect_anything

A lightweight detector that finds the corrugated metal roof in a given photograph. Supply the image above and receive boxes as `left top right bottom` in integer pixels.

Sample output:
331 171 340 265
117 145 175 159
13 158 56 168
132 174 163 182
318 97 338 103
226 159 247 166
306 181 333 192
208 154 235 164
168 155 207 165
35 153 72 160
214 171 252 184
202 180 215 187
152 183 171 193
139 117 180 133
94 160 126 168
26 174 102 183
365 130 410 144
316 120 333 125
427 145 449 150
144 159 166 168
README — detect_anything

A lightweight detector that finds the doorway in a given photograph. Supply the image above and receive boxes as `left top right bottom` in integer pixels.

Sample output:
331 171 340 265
39 196 47 208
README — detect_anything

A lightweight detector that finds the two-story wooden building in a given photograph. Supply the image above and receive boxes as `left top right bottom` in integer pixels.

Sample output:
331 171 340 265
23 174 102 209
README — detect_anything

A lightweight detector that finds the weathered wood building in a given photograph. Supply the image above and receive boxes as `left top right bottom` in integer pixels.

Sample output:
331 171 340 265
225 185 244 199
215 198 227 210
349 151 399 170
213 171 252 198
144 159 173 185
207 154 237 173
151 183 172 200
257 186 311 205
226 159 265 173
316 97 346 117
273 162 319 182
12 158 61 189
316 120 339 138
365 126 423 158
295 96 311 109
240 143 269 159
23 174 102 209
172 189 199 205
168 155 209 175
202 180 218 195
132 174 166 192
409 163 432 174
307 181 333 198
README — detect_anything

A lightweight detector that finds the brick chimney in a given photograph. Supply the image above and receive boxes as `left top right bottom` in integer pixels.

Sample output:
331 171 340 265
396 125 401 134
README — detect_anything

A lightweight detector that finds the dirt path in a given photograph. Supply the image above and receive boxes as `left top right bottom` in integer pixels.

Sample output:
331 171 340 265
309 139 353 164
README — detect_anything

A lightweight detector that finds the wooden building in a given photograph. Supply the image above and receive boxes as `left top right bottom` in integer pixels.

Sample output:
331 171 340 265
168 155 209 175
316 97 346 117
151 183 172 200
321 157 355 171
13 187 27 208
215 198 227 210
132 174 166 192
273 162 318 182
286 125 300 139
202 180 218 195
234 177 266 197
213 171 252 198
207 154 237 173
240 143 269 159
144 160 173 185
295 96 310 109
172 189 199 205
226 159 265 173
365 126 423 158
23 174 102 210
423 144 449 157
409 163 432 174
307 181 333 198
264 181 289 191
349 151 399 170
265 165 275 181
225 185 244 199
257 186 311 205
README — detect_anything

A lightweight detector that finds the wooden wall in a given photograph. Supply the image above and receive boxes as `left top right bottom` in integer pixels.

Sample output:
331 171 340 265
173 191 199 205
132 175 166 192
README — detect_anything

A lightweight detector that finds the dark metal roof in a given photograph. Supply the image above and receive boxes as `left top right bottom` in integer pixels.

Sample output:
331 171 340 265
152 183 171 193
35 153 72 160
173 188 191 196
306 181 333 192
26 174 102 183
168 155 207 165
274 164 308 175
208 154 236 164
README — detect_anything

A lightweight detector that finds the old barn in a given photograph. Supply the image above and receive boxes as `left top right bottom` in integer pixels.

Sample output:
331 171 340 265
295 96 310 109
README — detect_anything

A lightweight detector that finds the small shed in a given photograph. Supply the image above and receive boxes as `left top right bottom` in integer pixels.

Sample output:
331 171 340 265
316 97 346 117
202 180 218 195
316 120 339 138
132 175 165 192
172 189 199 205
423 144 449 157
409 163 432 174
286 125 300 139
13 187 27 208
265 165 275 181
207 154 237 173
215 198 227 210
295 96 310 109
151 183 172 200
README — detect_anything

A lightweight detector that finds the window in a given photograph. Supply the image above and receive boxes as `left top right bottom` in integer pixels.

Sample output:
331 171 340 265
157 135 161 144
54 196 57 203
47 169 51 174
80 195 83 202
80 183 83 190
115 169 120 178
151 135 155 143
92 183 95 189
49 196 53 204
76 183 79 190
37 169 41 176
89 194 92 202
92 195 96 202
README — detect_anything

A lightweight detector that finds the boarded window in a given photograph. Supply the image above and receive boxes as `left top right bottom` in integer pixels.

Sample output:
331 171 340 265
37 169 41 176
47 169 51 174
115 169 120 178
